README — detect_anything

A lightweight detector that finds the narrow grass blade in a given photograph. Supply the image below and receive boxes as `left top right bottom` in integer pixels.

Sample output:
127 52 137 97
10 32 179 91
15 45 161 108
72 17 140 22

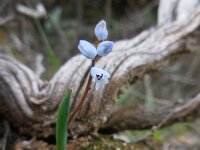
56 89 72 150
34 19 60 70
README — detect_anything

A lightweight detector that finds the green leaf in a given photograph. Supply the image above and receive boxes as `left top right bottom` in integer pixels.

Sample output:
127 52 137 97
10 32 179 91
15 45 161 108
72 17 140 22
56 89 72 150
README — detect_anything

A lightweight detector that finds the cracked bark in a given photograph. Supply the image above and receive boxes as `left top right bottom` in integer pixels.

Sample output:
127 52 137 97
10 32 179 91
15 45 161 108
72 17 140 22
1 0 200 137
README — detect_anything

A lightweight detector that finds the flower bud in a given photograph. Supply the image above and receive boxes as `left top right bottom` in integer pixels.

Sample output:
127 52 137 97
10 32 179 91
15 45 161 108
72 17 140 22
97 41 113 56
78 40 97 59
94 20 108 41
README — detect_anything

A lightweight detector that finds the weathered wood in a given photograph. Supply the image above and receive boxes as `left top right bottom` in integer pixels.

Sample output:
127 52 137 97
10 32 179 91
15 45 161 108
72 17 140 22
99 93 200 134
1 0 200 137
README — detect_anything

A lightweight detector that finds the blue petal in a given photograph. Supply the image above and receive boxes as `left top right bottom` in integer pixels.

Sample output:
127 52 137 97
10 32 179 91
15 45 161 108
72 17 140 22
101 78 109 84
90 67 99 79
90 67 110 91
90 67 110 79
94 20 108 41
95 81 101 91
78 40 97 59
97 41 113 56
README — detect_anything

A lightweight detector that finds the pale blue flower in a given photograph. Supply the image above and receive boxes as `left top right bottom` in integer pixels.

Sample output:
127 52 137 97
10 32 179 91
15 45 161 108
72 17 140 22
90 67 110 91
94 20 108 41
97 41 113 56
78 40 97 59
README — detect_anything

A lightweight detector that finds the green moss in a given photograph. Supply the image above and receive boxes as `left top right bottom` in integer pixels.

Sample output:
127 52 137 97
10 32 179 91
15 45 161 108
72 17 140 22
86 135 151 150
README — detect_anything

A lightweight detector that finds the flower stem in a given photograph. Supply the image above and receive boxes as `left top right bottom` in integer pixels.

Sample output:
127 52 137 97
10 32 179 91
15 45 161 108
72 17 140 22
67 60 95 127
